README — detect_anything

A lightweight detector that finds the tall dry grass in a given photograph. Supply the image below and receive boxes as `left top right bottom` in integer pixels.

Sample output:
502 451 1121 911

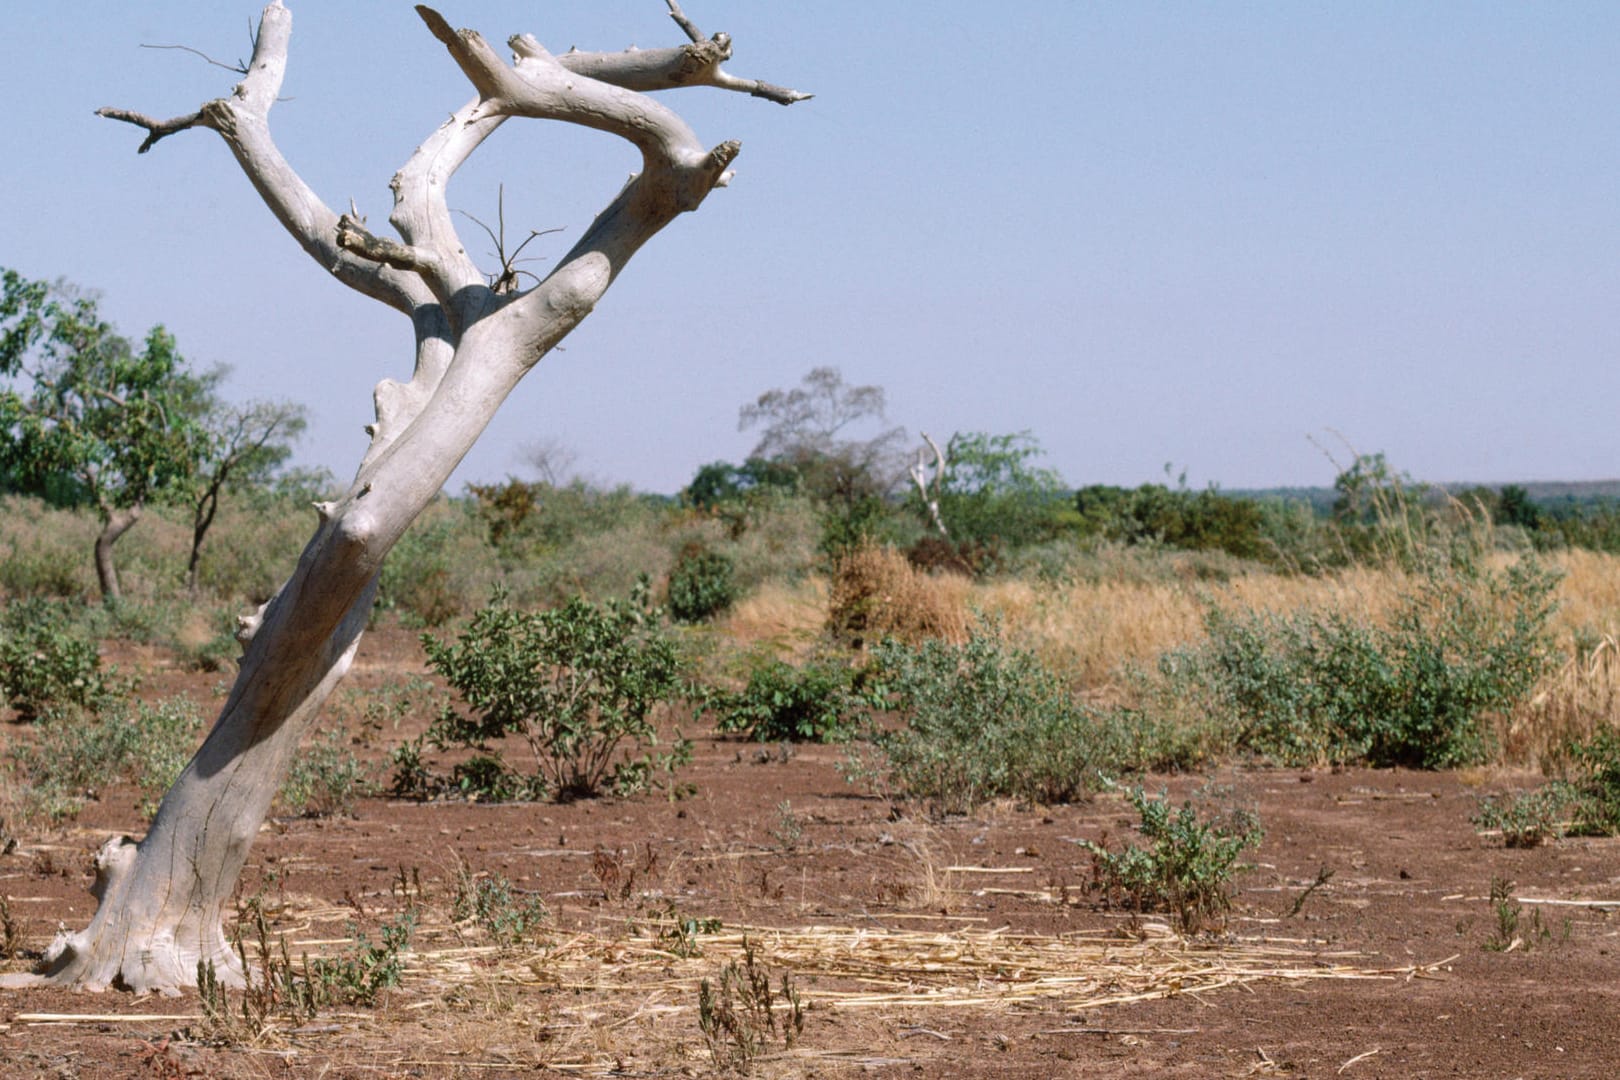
827 544 970 648
978 560 1403 690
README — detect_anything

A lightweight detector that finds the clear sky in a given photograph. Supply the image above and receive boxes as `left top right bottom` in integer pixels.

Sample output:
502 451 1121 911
5 3 1619 494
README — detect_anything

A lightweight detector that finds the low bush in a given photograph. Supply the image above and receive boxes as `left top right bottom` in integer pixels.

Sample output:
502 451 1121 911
667 546 738 623
708 653 870 743
850 621 1120 814
0 598 122 721
1080 786 1264 933
1159 556 1559 768
414 582 691 801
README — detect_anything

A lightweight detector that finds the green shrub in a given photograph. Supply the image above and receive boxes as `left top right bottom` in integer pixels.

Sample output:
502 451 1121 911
852 621 1118 813
1080 786 1264 933
417 582 691 801
710 653 869 743
1164 557 1559 768
1073 482 1274 563
0 599 121 721
1473 730 1620 846
667 547 738 623
9 695 203 821
1473 785 1577 848
451 868 548 948
1566 728 1620 835
278 728 372 817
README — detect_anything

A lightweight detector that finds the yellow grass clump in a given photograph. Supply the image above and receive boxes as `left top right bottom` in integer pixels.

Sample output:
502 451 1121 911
826 544 969 647
715 577 829 658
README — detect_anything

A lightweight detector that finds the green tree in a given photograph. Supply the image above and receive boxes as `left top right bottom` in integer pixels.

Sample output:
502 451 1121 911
1496 484 1541 530
932 430 1071 549
0 269 208 601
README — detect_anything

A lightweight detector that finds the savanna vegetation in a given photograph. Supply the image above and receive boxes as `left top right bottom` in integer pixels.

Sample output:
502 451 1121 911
5 353 1620 1068
4 360 1619 830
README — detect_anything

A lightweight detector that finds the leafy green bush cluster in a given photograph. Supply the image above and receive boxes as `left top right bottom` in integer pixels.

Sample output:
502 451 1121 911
709 653 870 743
1073 483 1273 562
1080 786 1264 933
1160 557 1559 768
667 546 737 623
409 583 691 802
852 622 1123 813
0 598 120 721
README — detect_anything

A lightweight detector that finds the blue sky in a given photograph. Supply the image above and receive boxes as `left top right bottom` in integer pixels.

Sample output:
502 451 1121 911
5 3 1619 494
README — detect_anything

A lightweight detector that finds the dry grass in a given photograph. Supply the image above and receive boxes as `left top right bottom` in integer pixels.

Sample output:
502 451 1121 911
977 562 1405 689
715 577 828 658
110 890 1430 1077
827 544 970 647
1504 636 1620 770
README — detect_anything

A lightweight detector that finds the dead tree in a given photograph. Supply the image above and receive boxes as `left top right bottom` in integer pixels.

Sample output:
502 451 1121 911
910 431 950 538
4 1 806 994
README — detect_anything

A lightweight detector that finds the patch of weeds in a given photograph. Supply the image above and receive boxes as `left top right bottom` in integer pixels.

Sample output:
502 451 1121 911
591 844 660 903
415 582 692 801
1481 877 1554 952
8 696 203 822
698 937 804 1074
277 727 372 817
1472 785 1577 848
201 898 420 1043
332 677 442 749
768 800 803 851
313 909 417 1006
654 902 723 959
451 866 548 948
1079 786 1264 933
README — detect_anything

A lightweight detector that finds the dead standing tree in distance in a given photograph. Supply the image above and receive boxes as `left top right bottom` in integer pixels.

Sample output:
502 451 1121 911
5 1 807 995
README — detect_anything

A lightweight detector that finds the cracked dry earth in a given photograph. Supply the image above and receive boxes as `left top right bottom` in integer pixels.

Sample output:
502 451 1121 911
2 625 1617 1078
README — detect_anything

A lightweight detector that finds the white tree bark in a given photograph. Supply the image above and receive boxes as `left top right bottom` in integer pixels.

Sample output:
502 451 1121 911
910 431 949 538
5 0 805 995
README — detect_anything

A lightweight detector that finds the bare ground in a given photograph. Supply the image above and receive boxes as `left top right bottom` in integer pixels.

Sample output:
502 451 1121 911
1 626 1617 1078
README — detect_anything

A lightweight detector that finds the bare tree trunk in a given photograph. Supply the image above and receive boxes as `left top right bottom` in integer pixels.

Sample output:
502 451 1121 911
186 489 219 595
5 0 805 995
93 504 142 603
910 432 949 539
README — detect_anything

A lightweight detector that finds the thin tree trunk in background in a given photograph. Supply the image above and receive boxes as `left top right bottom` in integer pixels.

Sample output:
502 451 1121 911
93 504 142 603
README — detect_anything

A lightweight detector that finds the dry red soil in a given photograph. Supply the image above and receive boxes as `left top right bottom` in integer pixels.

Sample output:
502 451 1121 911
2 626 1617 1078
